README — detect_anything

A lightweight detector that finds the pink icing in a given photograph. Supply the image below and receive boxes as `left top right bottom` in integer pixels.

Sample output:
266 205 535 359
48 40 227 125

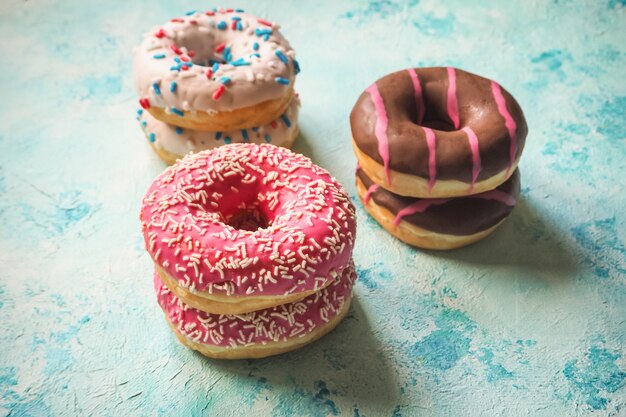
392 187 516 225
491 81 518 172
407 68 425 124
446 67 460 129
364 184 380 204
423 127 437 191
154 261 356 348
393 199 451 225
462 126 482 192
140 144 356 298
365 83 391 184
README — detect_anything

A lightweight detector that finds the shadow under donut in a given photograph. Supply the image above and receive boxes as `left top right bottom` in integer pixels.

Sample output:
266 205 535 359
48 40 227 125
202 296 403 414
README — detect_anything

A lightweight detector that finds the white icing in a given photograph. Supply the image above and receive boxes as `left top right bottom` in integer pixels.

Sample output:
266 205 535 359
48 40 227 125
133 10 298 113
138 95 300 157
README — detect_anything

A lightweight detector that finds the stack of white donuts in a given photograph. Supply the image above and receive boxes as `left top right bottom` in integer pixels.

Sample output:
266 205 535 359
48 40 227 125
133 8 301 164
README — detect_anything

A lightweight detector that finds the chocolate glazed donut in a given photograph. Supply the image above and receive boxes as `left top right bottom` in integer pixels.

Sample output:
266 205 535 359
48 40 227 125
351 67 527 198
355 167 521 250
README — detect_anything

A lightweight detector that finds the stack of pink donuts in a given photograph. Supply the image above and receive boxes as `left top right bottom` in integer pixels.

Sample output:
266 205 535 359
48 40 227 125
133 8 301 164
351 67 528 250
140 144 357 359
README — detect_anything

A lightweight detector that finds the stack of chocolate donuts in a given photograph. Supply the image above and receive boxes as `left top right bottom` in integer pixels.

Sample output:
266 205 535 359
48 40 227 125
140 144 357 359
133 9 301 165
351 67 528 250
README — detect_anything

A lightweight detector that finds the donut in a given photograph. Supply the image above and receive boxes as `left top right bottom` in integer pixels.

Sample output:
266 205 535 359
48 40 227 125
133 9 299 131
154 260 356 359
140 143 356 315
355 166 520 249
351 67 527 198
136 95 300 165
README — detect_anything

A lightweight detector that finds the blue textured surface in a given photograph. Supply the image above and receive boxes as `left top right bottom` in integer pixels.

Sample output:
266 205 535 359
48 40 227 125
1 1 625 416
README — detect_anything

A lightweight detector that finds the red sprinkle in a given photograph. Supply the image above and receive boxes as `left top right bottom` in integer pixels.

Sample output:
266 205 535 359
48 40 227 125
189 19 197 25
231 20 238 30
181 65 189 71
170 45 182 55
206 69 213 79
187 50 196 58
170 18 184 23
270 121 278 129
139 98 151 109
212 85 225 100
214 42 226 53
154 28 166 38
225 8 234 12
258 18 273 27
180 55 190 62
205 11 215 16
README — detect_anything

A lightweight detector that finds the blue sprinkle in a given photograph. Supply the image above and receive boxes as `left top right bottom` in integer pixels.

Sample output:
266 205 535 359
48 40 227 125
241 129 249 142
149 133 156 143
171 107 184 117
185 10 197 16
231 16 242 21
212 62 220 73
231 58 250 66
215 132 222 140
280 114 291 127
141 120 147 127
223 46 232 62
255 28 272 37
236 21 243 31
263 34 270 41
182 62 193 67
275 77 289 85
224 137 232 144
137 109 143 115
252 42 259 51
264 135 271 143
293 59 301 74
169 65 180 71
170 81 177 93
275 50 288 64
217 21 227 30
251 127 259 132
152 82 161 95
175 127 183 135
249 53 261 59
235 9 245 12
174 57 181 63
153 53 166 59
220 77 231 85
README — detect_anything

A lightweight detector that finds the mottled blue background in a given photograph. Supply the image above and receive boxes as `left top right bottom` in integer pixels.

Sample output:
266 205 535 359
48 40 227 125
0 1 625 416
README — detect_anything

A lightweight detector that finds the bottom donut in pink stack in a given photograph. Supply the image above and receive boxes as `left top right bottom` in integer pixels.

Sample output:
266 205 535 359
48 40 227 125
154 261 356 359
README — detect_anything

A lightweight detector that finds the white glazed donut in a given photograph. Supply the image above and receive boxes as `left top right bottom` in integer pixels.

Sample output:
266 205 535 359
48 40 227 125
137 95 300 164
133 9 299 131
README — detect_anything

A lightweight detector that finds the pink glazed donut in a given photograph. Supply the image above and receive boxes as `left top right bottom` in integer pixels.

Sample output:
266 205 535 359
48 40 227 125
141 143 356 315
154 260 356 359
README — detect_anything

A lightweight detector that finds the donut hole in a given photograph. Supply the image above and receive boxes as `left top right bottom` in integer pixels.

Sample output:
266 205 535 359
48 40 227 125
172 31 228 67
225 204 271 231
420 118 456 132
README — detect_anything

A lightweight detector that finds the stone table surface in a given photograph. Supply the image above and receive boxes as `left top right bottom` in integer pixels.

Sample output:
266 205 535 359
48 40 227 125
1 1 625 416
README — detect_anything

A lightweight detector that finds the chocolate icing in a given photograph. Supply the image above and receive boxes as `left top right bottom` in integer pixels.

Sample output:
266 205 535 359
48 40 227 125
350 67 528 183
357 167 520 236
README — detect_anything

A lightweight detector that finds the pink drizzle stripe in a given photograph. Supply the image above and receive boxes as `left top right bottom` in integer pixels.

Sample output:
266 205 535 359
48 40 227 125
446 67 460 129
423 127 437 191
365 83 391 184
392 189 516 225
491 81 518 171
393 199 450 225
364 184 380 204
407 68 425 124
462 126 482 192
